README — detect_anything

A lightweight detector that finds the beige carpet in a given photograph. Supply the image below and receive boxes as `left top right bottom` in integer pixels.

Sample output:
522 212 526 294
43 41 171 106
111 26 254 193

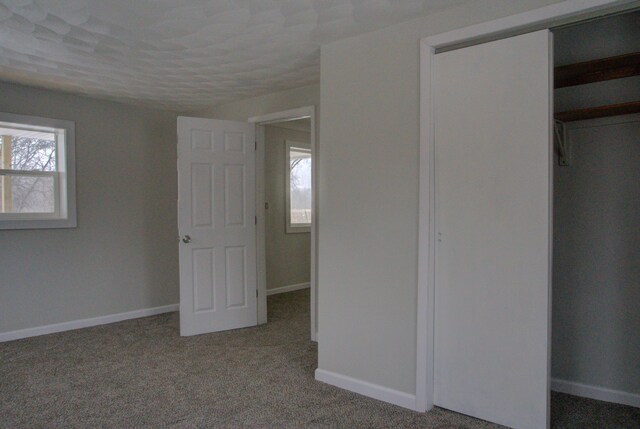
1 289 638 428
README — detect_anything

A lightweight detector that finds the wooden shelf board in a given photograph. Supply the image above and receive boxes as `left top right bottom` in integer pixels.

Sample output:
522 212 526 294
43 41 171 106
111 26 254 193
555 101 640 122
555 52 640 88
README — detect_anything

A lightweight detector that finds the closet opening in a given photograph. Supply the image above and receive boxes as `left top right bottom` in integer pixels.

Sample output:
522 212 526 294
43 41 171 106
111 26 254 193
551 9 640 424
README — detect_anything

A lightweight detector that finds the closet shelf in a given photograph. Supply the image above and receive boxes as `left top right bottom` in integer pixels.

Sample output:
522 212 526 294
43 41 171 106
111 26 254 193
555 101 640 122
555 52 640 88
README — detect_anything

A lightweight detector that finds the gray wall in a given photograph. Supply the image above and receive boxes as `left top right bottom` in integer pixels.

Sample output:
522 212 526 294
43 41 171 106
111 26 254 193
552 12 640 395
265 124 311 290
0 81 179 334
318 0 566 395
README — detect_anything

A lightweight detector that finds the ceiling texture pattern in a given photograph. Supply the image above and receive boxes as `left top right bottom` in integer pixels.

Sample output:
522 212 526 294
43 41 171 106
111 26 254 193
0 0 469 111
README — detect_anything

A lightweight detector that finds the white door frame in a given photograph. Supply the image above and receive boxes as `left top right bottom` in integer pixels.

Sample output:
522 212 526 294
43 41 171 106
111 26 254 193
249 106 318 342
416 0 638 413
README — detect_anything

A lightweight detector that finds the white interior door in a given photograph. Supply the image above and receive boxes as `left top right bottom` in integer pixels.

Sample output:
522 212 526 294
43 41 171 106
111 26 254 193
178 117 257 336
433 30 552 429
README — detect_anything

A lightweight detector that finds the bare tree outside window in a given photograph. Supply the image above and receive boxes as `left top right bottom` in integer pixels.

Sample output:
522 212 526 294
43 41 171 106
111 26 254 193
289 147 311 225
0 130 57 214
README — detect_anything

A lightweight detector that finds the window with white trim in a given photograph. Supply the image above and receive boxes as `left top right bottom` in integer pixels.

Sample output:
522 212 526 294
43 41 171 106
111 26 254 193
285 140 311 233
0 113 76 229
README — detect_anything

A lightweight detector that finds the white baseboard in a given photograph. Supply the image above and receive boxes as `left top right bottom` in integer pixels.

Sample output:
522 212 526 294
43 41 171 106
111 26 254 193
551 378 640 408
0 303 179 343
315 368 417 410
266 282 310 296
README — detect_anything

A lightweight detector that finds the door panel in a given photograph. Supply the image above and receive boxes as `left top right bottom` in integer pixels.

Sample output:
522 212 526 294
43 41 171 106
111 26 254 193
225 246 247 308
178 117 257 336
433 30 552 429
191 164 214 227
224 165 245 226
193 248 215 312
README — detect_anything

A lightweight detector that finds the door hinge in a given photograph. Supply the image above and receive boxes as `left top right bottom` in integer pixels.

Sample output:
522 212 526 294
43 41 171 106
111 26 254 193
256 290 259 298
255 216 257 225
255 141 257 151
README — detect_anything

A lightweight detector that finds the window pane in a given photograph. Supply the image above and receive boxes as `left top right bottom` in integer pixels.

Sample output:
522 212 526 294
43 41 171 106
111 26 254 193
0 127 57 172
0 113 74 228
0 174 55 213
290 148 311 225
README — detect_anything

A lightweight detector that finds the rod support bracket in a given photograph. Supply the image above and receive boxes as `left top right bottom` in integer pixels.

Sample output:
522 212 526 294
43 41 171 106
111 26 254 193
554 119 570 167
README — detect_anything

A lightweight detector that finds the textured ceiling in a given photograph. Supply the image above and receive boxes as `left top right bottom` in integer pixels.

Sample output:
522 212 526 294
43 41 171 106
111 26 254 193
0 0 470 111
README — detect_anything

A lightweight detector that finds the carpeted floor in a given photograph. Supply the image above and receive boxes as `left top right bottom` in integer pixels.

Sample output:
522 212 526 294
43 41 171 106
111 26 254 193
1 289 638 428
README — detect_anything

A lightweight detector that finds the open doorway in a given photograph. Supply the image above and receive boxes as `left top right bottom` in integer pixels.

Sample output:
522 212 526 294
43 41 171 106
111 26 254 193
251 107 317 342
550 10 640 422
263 118 312 334
176 107 316 340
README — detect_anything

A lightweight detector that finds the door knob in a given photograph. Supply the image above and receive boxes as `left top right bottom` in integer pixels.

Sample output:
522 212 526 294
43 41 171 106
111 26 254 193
182 235 191 243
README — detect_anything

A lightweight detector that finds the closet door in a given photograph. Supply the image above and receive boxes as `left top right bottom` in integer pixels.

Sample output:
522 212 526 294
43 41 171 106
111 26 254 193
433 30 552 429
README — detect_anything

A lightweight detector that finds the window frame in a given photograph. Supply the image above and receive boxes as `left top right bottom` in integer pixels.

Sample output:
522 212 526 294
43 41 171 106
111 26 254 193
0 112 76 230
285 140 311 234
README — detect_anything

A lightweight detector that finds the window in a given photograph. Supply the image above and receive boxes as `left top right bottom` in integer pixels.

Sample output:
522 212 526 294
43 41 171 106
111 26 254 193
285 140 311 233
0 112 76 229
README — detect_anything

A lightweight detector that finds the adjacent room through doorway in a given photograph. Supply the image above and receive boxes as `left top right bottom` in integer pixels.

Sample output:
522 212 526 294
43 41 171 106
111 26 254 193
262 117 313 335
